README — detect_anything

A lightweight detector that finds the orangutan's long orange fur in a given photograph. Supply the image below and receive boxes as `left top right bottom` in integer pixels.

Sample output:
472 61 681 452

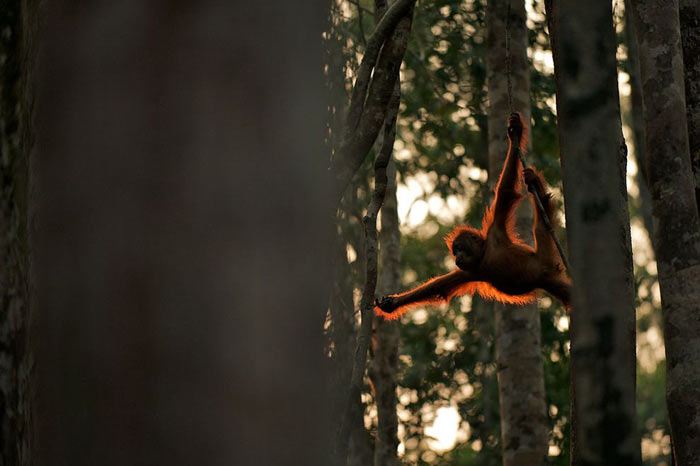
374 113 570 319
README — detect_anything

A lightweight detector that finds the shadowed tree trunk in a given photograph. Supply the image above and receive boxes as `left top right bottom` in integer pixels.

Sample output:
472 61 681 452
546 1 640 464
0 1 35 464
630 1 700 463
680 0 700 208
486 1 548 465
34 3 332 466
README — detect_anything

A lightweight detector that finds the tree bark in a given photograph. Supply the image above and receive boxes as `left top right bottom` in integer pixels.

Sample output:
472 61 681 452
34 3 332 466
370 159 401 466
0 1 35 464
680 0 700 208
486 2 548 465
546 1 640 464
630 1 700 464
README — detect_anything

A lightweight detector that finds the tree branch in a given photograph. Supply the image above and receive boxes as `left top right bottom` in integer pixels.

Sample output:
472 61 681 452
331 0 415 204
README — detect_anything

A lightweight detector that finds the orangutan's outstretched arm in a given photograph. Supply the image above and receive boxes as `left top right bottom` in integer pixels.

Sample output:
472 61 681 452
374 270 475 320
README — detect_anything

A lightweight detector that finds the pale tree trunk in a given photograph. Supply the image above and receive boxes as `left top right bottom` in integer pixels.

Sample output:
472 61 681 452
546 1 640 464
486 2 548 465
630 1 700 463
680 0 700 208
0 1 35 464
34 3 332 466
370 159 400 466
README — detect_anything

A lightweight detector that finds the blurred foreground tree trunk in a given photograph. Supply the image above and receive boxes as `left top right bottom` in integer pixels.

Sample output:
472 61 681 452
630 1 700 463
0 0 36 464
486 1 548 465
680 0 700 208
547 1 640 464
34 3 332 466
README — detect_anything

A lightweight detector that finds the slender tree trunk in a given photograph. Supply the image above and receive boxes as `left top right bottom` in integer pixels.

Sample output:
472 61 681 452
34 3 332 465
679 0 700 208
630 1 700 463
486 2 548 465
370 159 401 466
0 1 36 464
546 1 640 464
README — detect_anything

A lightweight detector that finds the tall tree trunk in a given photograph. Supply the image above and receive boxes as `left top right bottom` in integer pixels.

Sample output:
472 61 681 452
370 159 401 466
630 1 700 463
34 3 332 466
486 2 548 465
546 1 640 464
679 0 700 208
0 1 35 464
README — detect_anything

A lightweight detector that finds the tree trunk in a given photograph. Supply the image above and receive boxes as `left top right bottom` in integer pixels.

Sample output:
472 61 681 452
34 3 332 466
370 160 401 466
680 0 700 208
486 2 548 465
546 1 640 464
630 1 700 463
0 1 35 464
